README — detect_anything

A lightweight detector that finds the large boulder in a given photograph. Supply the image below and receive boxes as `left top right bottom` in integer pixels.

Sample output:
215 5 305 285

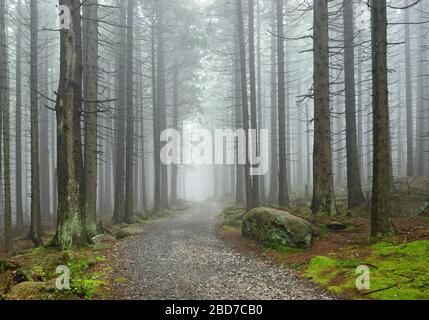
242 208 312 249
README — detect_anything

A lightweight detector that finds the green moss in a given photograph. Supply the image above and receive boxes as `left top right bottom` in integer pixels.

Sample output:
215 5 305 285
221 207 246 230
304 240 429 300
242 208 312 249
1 245 111 300
265 243 305 254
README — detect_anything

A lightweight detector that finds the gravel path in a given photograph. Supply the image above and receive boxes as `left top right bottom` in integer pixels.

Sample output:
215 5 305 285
108 202 332 300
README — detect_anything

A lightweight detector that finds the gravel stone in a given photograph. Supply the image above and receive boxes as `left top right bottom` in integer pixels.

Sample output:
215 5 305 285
107 202 333 300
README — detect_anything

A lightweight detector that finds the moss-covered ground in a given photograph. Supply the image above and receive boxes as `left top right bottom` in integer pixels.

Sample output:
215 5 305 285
0 201 192 300
305 240 429 300
220 202 429 300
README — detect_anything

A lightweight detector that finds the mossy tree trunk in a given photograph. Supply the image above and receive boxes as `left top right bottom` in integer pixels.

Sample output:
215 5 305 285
54 0 88 249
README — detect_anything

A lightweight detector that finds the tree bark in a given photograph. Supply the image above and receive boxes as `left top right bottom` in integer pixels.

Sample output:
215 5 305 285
15 0 24 234
370 0 395 239
233 24 245 206
312 0 335 214
54 0 88 249
269 1 278 200
0 0 11 251
83 0 99 235
125 0 135 223
343 0 365 209
277 0 290 208
404 1 414 177
236 0 253 212
30 0 42 246
248 0 260 208
113 0 127 223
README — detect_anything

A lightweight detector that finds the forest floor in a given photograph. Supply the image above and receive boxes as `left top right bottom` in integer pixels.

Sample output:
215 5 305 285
220 202 429 300
101 201 333 300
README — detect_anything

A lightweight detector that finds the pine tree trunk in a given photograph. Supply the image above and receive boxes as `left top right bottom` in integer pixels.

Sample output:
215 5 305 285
83 0 99 235
236 0 253 212
0 0 11 251
152 12 161 213
370 0 394 239
125 0 135 223
171 70 179 204
113 0 127 223
248 0 260 208
15 0 24 234
256 0 265 202
404 1 414 177
343 0 365 209
277 0 290 208
312 0 335 214
54 0 88 249
30 0 42 246
233 26 245 206
269 1 278 200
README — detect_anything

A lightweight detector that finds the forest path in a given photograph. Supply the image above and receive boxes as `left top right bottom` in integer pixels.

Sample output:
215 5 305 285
107 202 332 300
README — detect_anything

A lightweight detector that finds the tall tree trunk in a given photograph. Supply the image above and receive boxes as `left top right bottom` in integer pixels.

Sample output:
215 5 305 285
236 0 253 211
248 0 260 208
15 0 24 234
138 40 148 212
312 0 335 214
113 0 127 223
415 0 426 176
370 0 394 239
404 1 414 177
54 0 88 249
39 32 50 227
125 0 135 223
277 0 290 208
30 0 42 246
357 33 365 185
171 70 179 204
83 0 99 235
269 1 278 200
343 0 365 209
0 0 11 251
234 25 245 206
256 0 265 202
152 12 161 213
